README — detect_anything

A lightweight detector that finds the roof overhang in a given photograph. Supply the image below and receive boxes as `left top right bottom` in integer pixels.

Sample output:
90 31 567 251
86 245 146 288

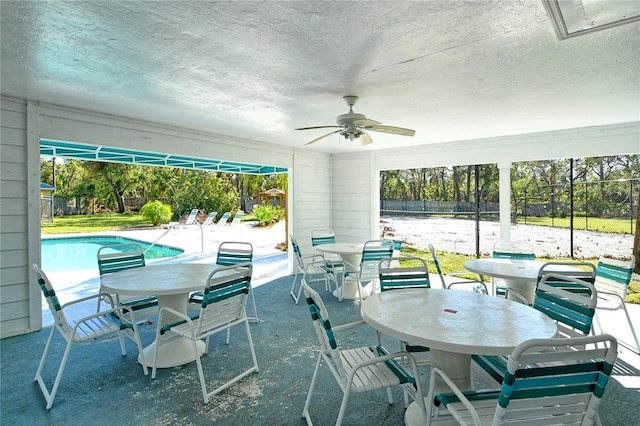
40 139 287 175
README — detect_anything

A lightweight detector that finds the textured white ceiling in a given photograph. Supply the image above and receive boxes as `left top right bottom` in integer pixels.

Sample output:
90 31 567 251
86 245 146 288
1 1 638 153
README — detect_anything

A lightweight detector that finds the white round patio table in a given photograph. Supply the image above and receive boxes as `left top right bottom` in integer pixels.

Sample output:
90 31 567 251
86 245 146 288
464 258 582 304
359 288 557 425
315 242 366 300
100 263 216 368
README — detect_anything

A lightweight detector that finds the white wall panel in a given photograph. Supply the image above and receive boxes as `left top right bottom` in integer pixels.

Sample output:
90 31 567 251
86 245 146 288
0 96 31 338
290 150 332 256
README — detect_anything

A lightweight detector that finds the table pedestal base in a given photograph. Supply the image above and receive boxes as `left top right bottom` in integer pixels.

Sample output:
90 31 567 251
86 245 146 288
140 338 206 368
332 276 370 300
405 350 471 425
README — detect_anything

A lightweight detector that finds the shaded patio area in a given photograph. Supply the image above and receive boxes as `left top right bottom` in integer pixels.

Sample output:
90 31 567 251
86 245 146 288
2 274 639 425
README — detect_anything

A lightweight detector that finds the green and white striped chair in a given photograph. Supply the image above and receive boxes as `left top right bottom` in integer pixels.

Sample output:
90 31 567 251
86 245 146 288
472 273 598 388
152 263 258 404
97 243 157 320
429 244 487 293
378 256 432 363
289 235 336 304
426 334 618 426
346 239 393 296
189 241 258 322
33 264 148 410
534 260 596 297
310 229 345 286
492 240 535 297
300 278 427 426
201 211 218 226
593 255 638 353
216 211 231 227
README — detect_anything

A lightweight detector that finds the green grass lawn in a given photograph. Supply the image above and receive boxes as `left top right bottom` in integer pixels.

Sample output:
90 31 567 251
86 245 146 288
41 212 150 234
516 216 635 234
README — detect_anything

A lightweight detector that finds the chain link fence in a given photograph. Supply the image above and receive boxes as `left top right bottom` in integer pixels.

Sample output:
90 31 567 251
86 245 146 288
382 178 637 259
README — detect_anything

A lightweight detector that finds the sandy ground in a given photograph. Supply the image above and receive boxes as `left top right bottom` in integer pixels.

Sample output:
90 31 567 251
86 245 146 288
381 215 635 259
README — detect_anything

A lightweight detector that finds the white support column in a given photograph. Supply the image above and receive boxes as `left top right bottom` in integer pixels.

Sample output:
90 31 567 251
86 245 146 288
498 161 512 241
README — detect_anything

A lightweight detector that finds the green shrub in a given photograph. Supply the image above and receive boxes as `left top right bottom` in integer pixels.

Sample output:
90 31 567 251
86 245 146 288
251 204 284 226
140 200 172 226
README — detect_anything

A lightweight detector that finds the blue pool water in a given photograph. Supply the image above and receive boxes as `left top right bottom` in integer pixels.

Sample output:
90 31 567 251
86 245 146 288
41 235 184 272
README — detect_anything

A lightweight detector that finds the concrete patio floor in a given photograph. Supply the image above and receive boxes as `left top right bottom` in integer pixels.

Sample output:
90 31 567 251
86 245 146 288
2 273 640 425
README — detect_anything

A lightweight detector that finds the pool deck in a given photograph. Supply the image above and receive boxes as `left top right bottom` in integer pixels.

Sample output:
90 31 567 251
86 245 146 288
41 220 289 326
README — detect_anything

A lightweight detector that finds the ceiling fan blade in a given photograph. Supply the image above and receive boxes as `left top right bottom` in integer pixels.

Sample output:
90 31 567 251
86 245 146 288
305 129 341 145
358 131 373 146
366 124 416 137
295 125 341 131
352 118 381 127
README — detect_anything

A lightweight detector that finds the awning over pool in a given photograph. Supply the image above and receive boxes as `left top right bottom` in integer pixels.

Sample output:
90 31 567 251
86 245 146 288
40 139 287 175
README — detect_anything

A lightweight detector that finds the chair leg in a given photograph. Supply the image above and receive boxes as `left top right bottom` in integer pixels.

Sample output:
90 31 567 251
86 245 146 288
126 320 149 376
302 353 323 423
247 286 259 323
621 304 640 353
190 332 209 404
35 328 75 410
290 269 302 304
151 320 164 379
336 384 352 425
207 320 259 399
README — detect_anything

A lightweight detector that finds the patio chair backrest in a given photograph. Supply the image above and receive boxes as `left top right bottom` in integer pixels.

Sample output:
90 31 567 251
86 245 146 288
427 244 447 288
216 241 253 266
216 211 231 227
188 263 253 330
184 208 199 225
290 235 305 267
230 211 244 227
358 240 393 282
595 255 635 300
202 211 218 226
97 243 146 275
301 278 346 378
311 229 336 248
439 334 618 424
378 256 430 291
34 264 72 334
536 261 596 295
501 334 616 423
534 273 597 338
492 240 535 260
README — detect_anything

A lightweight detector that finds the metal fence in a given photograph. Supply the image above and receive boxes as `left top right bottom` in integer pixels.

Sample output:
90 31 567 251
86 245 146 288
518 179 637 235
381 178 637 259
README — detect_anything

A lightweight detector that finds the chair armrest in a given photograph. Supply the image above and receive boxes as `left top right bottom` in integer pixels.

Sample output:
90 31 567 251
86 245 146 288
347 350 420 385
427 367 482 426
596 290 626 304
60 292 113 310
302 253 325 262
69 303 137 334
157 306 199 335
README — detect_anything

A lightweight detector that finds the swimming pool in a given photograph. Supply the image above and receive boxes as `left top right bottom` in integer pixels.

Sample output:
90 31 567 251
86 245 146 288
41 235 184 272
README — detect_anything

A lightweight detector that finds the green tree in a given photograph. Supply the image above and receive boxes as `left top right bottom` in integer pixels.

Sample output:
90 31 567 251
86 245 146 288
168 170 238 219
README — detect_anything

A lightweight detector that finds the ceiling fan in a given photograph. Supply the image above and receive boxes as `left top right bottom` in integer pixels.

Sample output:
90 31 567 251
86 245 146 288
296 95 416 146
